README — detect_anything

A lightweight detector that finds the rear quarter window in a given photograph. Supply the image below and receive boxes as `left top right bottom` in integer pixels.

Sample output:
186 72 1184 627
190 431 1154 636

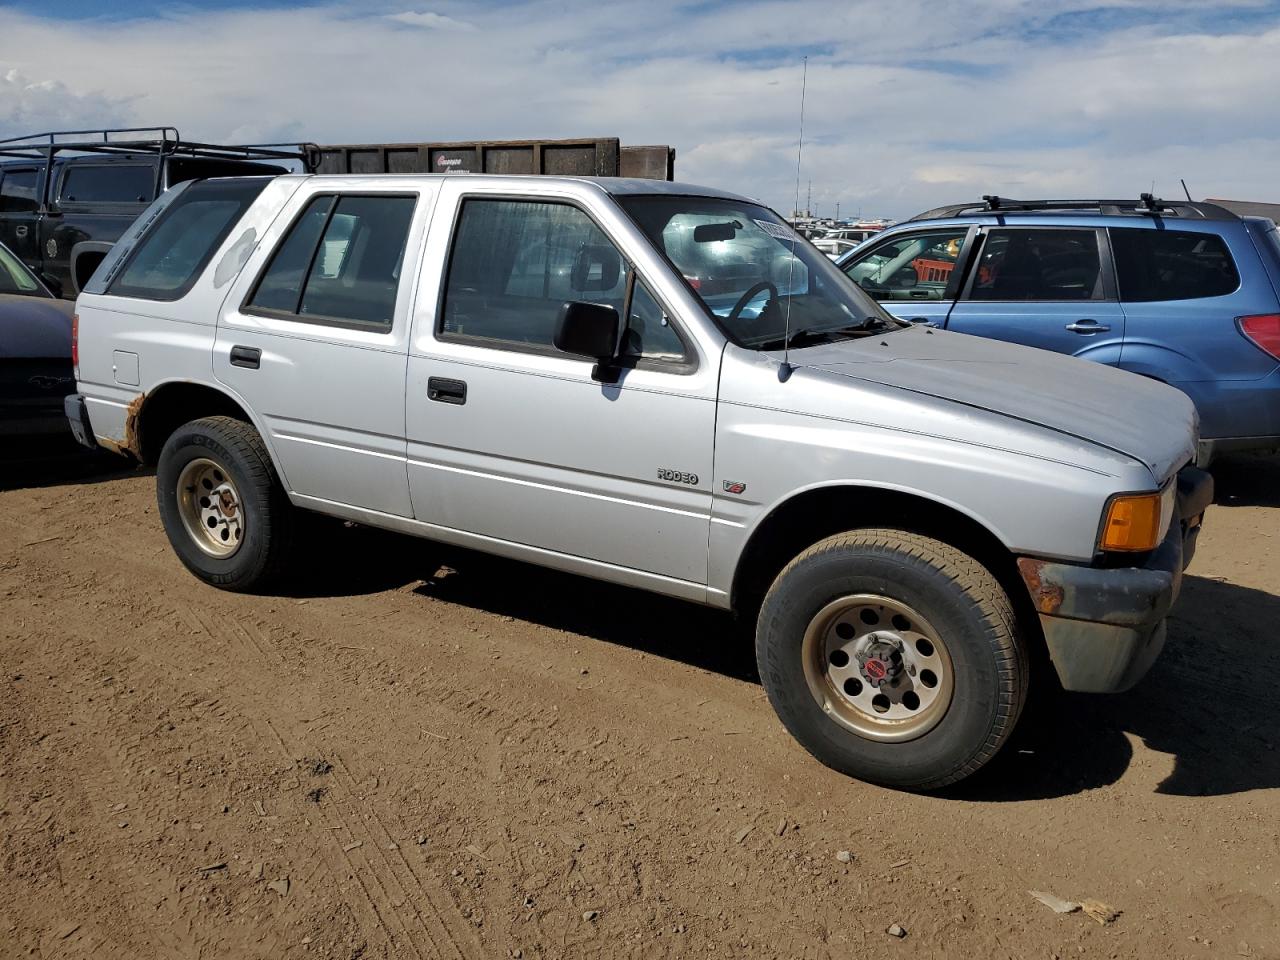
60 165 156 205
1110 227 1240 301
107 178 269 302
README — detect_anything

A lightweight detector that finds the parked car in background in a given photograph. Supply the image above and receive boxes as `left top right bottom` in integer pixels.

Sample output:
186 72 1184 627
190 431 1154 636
838 196 1280 464
0 127 315 298
67 173 1212 790
0 239 75 438
812 237 860 259
821 222 891 245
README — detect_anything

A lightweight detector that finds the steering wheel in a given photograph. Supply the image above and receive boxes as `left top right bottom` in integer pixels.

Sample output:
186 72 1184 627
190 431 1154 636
727 280 779 322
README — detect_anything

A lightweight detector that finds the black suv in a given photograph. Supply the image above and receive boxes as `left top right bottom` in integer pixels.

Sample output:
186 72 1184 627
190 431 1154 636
0 127 317 298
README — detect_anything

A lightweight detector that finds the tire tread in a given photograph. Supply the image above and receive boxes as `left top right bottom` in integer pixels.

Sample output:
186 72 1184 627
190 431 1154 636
759 528 1027 790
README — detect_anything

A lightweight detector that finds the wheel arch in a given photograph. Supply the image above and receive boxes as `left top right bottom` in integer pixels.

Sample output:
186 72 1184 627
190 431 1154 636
69 241 115 296
134 380 278 475
729 483 1037 638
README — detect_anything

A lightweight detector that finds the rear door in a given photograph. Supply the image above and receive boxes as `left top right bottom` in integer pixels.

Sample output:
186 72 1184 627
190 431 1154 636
839 225 974 327
214 184 431 517
944 226 1125 362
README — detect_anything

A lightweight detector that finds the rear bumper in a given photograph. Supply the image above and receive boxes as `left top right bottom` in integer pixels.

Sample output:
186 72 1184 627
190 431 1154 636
63 393 99 451
1016 465 1213 693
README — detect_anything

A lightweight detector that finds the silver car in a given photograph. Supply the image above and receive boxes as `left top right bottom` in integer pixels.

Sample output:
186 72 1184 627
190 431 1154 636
67 174 1211 789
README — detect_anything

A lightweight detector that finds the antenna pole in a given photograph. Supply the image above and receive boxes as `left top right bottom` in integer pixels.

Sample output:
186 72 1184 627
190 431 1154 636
781 56 807 381
1181 178 1193 202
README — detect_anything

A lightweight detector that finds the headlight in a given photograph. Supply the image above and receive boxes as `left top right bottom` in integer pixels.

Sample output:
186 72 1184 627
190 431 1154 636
1098 485 1175 553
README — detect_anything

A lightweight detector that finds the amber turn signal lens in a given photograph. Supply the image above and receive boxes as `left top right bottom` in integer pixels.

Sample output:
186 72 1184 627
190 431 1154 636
1099 493 1162 552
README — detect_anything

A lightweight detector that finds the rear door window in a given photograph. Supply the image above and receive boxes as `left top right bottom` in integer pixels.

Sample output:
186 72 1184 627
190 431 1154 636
842 228 968 301
1109 228 1239 301
0 169 39 212
108 178 269 301
60 165 156 205
966 228 1104 301
246 194 416 330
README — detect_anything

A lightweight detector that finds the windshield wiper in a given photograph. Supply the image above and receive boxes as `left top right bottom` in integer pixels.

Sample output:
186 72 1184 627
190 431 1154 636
756 326 862 351
757 316 907 351
859 314 910 331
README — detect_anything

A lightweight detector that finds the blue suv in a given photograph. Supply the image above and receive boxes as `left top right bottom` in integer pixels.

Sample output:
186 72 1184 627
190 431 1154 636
837 195 1280 464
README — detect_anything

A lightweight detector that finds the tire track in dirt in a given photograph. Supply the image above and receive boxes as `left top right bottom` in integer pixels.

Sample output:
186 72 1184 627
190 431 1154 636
61 651 281 959
162 600 485 960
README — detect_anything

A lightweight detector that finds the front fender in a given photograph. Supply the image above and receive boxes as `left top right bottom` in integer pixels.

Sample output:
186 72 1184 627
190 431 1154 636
709 347 1153 602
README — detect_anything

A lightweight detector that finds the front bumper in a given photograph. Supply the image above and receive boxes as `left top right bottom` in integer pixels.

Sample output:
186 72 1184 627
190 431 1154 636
63 393 99 451
1016 465 1213 693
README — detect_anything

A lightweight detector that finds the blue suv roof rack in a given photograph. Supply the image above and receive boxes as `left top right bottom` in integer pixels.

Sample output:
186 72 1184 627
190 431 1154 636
908 193 1237 222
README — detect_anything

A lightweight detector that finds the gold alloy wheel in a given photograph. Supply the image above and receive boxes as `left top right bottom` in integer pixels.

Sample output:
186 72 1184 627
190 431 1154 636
801 593 955 743
176 458 245 558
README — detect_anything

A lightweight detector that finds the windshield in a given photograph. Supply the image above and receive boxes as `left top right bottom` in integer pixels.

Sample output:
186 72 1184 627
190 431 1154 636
620 196 897 349
0 243 45 297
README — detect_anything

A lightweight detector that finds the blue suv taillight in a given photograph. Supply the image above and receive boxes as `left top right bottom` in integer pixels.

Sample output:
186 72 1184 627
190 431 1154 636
1239 314 1280 360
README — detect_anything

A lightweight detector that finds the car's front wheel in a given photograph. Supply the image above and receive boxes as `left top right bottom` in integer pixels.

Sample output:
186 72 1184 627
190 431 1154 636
756 529 1027 790
156 416 293 591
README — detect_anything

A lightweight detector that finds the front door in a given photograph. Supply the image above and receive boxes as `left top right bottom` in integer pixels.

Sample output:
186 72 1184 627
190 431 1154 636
0 166 43 273
404 192 717 588
215 186 430 517
944 226 1125 362
839 225 974 328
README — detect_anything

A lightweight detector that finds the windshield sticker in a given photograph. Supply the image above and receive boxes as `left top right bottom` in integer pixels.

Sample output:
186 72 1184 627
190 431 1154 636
754 219 801 243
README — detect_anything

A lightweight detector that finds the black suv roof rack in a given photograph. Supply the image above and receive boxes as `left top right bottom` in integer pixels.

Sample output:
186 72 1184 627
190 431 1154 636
909 193 1237 222
0 126 321 171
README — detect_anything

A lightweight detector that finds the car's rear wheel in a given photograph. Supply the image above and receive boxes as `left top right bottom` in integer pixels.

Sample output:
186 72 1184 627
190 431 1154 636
156 416 293 591
756 528 1027 790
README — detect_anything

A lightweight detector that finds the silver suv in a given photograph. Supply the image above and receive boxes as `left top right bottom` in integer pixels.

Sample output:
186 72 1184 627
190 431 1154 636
65 173 1212 789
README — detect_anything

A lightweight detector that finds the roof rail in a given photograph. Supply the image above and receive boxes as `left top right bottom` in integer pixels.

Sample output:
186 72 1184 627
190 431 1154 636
0 126 320 171
908 194 1238 222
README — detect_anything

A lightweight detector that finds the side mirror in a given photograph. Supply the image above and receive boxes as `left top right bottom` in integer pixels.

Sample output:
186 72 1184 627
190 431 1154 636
40 273 64 299
554 300 622 382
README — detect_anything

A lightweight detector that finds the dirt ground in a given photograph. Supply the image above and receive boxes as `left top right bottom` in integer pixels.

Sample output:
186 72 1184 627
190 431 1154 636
1 444 1278 960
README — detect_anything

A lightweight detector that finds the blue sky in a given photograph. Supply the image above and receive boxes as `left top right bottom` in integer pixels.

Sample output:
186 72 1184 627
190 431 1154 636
3 1 1280 218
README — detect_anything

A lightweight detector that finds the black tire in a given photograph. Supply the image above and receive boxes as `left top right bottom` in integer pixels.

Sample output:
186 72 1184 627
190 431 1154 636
156 415 293 592
756 528 1027 791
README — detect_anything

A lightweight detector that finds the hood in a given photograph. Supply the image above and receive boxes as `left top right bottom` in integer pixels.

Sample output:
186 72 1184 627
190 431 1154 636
0 295 75 359
791 325 1196 481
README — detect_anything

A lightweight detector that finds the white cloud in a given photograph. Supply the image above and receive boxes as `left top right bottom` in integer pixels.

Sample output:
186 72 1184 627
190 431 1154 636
385 10 476 31
0 67 133 136
0 2 1277 218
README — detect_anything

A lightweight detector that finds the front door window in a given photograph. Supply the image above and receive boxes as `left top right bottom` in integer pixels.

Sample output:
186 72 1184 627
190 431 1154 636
842 229 969 302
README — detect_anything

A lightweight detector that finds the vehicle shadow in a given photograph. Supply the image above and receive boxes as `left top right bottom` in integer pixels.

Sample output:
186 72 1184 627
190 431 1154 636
280 524 755 678
280 525 1278 799
950 572 1280 801
1210 452 1280 508
0 441 140 491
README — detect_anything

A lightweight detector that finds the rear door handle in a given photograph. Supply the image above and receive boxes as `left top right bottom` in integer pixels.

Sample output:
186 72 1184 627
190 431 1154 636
906 317 937 327
1065 320 1110 334
427 377 467 405
229 345 261 369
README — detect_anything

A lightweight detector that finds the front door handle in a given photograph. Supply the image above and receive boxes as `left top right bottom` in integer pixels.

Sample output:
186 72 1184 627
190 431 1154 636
427 377 467 405
229 345 261 369
906 317 937 327
1065 320 1110 335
